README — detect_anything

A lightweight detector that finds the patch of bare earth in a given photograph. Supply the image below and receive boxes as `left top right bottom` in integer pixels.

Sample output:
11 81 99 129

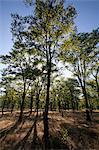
0 111 99 150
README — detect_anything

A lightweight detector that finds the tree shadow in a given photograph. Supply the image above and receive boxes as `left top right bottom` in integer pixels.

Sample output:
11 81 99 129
30 117 43 150
11 122 35 150
14 119 41 149
0 110 35 137
5 114 43 150
0 118 21 139
60 122 99 150
0 112 32 144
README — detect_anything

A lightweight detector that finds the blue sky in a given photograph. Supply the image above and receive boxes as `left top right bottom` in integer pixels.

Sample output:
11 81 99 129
0 0 99 78
0 0 33 55
0 0 99 55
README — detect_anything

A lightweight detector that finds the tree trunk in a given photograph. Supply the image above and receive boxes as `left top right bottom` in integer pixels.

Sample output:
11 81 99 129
43 61 51 149
36 91 40 118
67 101 69 111
2 100 6 115
50 102 52 111
76 100 79 111
58 100 61 112
11 96 14 114
11 103 14 114
53 98 56 111
30 91 33 114
64 102 66 110
83 86 91 121
78 76 91 121
96 76 99 99
70 90 75 112
19 82 26 121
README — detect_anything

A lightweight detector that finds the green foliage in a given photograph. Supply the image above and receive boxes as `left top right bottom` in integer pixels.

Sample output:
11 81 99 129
0 0 99 114
60 28 99 110
61 128 68 141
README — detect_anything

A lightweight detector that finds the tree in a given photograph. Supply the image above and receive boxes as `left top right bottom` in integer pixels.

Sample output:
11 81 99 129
0 70 13 115
89 47 99 99
53 77 80 112
35 1 76 147
64 78 80 111
10 0 76 147
60 28 99 121
0 46 41 120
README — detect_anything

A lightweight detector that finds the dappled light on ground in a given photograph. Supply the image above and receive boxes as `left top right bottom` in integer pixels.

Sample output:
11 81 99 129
0 111 99 150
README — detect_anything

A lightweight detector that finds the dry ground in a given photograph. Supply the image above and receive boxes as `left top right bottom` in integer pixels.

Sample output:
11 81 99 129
0 110 99 150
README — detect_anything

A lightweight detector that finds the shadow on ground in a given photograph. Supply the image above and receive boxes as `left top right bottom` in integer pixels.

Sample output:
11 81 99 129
0 111 99 150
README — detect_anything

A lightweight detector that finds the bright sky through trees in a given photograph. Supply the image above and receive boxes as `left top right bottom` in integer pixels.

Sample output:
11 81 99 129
0 0 99 77
0 1 99 149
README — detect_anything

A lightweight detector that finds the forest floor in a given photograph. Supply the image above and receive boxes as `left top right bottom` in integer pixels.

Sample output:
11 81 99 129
0 110 99 150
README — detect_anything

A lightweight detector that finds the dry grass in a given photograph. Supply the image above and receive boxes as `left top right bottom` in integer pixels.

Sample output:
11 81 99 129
0 110 99 150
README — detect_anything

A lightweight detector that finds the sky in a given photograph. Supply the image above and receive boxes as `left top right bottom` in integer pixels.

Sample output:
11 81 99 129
0 0 99 78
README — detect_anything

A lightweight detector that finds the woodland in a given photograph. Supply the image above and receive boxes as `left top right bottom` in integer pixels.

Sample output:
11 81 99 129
0 0 99 150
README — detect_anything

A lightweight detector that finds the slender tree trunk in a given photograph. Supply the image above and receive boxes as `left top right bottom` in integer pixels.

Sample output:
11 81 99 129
67 101 69 111
19 82 26 121
33 92 40 146
44 61 51 149
76 100 79 111
32 88 41 149
58 100 61 112
11 96 14 114
83 60 91 121
95 76 99 99
70 90 75 112
96 78 99 109
11 103 14 114
2 100 6 115
83 86 91 121
30 91 33 114
36 91 40 118
53 98 56 111
61 102 64 117
2 91 7 115
78 75 91 121
64 102 66 110
50 102 52 111
6 97 10 110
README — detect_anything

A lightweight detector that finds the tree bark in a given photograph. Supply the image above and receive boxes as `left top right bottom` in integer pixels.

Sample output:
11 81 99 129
36 90 40 118
82 85 91 121
43 60 51 149
2 100 6 115
78 76 91 121
58 100 61 112
67 101 69 111
30 91 33 114
11 96 14 114
11 103 14 114
95 76 99 99
19 82 26 121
